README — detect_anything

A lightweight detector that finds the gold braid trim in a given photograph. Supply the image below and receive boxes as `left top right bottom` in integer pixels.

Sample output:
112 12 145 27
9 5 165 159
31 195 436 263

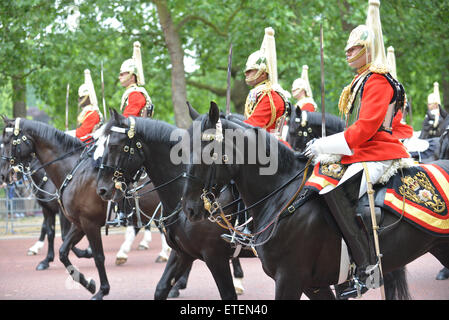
264 90 277 130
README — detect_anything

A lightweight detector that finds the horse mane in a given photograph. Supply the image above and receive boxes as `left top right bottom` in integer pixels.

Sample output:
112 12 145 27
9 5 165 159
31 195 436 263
22 119 84 152
305 112 345 133
221 118 300 169
104 116 181 147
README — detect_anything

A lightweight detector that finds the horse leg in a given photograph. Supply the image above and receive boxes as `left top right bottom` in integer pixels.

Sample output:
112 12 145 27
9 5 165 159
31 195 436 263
274 274 303 300
59 212 92 259
154 250 193 300
231 257 244 295
27 220 46 256
155 231 171 263
82 222 110 300
115 225 136 265
303 287 336 300
168 264 192 298
59 224 96 295
138 226 152 250
429 243 449 280
36 207 55 270
204 256 238 300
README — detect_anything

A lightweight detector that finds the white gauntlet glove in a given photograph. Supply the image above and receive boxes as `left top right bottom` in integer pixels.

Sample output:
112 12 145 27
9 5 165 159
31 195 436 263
304 132 353 158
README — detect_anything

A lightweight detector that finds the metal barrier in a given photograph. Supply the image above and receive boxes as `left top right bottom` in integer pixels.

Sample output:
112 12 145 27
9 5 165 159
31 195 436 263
0 182 43 235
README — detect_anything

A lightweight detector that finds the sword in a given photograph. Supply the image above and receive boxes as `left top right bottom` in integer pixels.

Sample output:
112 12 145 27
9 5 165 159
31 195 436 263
320 23 326 138
101 61 107 121
65 83 70 131
362 162 386 300
226 43 233 115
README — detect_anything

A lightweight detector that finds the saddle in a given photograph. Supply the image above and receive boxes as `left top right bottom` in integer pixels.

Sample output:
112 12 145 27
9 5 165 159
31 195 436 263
305 160 449 237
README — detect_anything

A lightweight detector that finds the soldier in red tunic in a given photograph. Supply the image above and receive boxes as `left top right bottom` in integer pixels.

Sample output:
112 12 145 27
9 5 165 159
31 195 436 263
118 41 153 119
243 27 289 138
291 65 317 112
305 0 412 297
75 69 103 142
108 41 154 227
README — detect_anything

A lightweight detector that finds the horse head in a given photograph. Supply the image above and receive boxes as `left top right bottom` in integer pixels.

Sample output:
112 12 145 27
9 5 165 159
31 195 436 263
182 101 281 222
287 110 345 152
1 117 38 175
96 109 147 202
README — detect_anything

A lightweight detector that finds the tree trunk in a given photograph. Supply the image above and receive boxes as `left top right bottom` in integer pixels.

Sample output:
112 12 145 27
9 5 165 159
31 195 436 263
153 0 191 129
11 75 27 118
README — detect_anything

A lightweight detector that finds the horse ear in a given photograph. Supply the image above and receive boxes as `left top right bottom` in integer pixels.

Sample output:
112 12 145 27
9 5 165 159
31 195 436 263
186 101 200 120
209 101 220 125
1 115 10 124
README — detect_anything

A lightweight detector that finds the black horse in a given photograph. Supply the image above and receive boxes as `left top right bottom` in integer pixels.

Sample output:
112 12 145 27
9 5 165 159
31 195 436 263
181 102 449 299
0 142 92 270
286 109 345 152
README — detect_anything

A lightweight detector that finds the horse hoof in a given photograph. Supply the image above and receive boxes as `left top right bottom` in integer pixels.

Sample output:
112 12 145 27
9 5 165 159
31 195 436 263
235 287 244 295
87 279 96 294
91 292 103 300
168 288 180 298
36 262 50 271
138 244 148 250
155 255 168 263
115 257 127 265
27 250 38 256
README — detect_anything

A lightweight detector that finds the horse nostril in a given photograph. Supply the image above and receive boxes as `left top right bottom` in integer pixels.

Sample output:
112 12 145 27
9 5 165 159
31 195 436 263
98 187 107 196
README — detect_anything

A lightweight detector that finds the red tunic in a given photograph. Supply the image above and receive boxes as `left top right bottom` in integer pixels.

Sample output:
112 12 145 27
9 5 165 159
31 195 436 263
244 90 285 132
122 91 146 118
76 110 100 142
391 110 413 140
342 73 410 164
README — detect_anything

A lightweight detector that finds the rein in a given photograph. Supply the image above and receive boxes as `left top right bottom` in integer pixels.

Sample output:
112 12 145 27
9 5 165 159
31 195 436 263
207 157 313 240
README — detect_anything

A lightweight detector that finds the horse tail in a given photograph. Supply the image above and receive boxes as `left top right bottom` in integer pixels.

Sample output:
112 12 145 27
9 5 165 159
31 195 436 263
384 266 411 300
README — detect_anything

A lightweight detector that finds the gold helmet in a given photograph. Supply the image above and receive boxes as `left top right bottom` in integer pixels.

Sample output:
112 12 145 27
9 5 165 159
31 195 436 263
78 69 98 106
291 65 313 99
345 0 388 73
428 82 441 105
120 41 145 85
245 27 278 85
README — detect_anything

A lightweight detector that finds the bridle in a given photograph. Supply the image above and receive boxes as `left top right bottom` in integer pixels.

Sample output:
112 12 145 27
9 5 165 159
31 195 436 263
99 117 146 192
192 117 313 242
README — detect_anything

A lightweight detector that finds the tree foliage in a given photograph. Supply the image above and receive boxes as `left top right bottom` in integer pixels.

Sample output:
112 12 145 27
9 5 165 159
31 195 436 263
0 0 447 130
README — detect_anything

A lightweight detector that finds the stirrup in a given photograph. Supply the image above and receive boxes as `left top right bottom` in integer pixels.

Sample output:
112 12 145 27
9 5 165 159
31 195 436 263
106 212 127 227
220 233 253 248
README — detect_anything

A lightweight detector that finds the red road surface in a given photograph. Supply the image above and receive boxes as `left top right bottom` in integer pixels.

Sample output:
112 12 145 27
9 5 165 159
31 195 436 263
0 231 448 300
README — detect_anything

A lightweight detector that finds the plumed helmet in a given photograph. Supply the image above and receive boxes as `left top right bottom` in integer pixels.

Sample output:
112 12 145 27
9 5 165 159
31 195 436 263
428 82 441 105
291 65 313 98
120 41 145 85
245 27 278 85
386 46 397 79
78 69 98 106
345 0 388 72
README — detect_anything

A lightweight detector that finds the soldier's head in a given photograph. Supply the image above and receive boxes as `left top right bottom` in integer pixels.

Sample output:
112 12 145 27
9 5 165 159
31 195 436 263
244 51 269 87
119 41 145 88
291 65 312 100
345 26 372 70
78 69 97 108
345 0 387 72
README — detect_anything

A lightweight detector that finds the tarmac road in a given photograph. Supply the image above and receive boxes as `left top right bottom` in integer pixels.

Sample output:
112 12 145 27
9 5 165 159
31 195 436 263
0 231 448 300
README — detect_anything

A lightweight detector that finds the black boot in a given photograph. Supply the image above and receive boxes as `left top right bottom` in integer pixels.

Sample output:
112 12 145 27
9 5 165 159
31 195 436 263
323 171 379 297
106 202 128 227
436 267 449 280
